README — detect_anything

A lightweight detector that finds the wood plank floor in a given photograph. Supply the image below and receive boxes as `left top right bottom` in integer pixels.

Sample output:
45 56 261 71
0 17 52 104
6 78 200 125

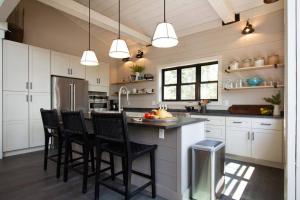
0 151 283 200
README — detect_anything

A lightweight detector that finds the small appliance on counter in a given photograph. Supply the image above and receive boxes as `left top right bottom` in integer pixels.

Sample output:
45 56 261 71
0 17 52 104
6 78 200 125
88 92 108 112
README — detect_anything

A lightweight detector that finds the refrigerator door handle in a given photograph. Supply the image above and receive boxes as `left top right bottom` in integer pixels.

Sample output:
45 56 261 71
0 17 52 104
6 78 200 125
73 84 76 111
69 84 73 111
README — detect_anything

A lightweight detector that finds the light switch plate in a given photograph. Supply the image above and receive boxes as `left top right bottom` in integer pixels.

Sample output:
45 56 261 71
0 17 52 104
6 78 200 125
159 129 165 139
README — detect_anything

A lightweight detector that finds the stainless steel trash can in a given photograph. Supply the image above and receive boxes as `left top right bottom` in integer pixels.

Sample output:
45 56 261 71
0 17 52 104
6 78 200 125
191 139 225 200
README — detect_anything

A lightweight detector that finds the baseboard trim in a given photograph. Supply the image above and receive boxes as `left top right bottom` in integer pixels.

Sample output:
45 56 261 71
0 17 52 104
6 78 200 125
4 146 44 157
226 154 284 169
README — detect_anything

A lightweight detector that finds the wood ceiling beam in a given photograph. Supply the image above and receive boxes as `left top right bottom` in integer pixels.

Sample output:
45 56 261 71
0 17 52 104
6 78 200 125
0 0 21 21
37 0 151 45
207 0 235 24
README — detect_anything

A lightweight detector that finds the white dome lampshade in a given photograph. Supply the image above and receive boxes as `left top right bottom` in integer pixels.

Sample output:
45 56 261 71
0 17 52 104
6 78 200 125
81 50 99 66
152 22 178 48
109 39 130 59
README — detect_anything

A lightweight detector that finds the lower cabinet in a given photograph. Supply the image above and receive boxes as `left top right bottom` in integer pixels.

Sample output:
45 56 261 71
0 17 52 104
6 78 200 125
226 127 251 157
3 121 29 152
3 91 50 153
251 129 282 163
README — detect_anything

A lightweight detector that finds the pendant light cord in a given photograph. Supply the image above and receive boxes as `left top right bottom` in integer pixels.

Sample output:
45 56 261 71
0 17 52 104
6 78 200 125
164 0 166 22
118 0 121 39
88 0 91 50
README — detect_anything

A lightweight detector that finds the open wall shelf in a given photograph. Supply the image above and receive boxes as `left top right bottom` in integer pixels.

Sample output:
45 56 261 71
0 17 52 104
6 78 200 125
224 64 284 73
111 79 154 85
224 85 284 91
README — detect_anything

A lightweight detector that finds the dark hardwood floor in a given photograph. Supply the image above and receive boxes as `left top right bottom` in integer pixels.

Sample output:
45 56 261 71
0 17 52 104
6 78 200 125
0 151 283 200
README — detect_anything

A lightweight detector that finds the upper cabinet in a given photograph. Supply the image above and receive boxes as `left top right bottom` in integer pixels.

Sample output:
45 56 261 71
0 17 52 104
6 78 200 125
3 40 29 92
85 62 110 92
51 50 85 79
29 46 51 93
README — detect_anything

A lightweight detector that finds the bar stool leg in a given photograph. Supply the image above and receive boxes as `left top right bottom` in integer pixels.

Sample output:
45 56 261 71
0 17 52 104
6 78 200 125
109 153 115 180
90 147 95 172
95 143 102 200
124 159 132 200
63 137 70 182
56 137 63 178
150 151 156 198
44 135 49 171
82 144 89 193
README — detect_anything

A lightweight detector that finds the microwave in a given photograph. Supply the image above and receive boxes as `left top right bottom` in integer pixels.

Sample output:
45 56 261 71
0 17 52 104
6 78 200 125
88 95 108 112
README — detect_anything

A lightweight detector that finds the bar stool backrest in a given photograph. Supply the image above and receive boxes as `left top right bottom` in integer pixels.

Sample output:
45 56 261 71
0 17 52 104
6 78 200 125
40 108 61 137
61 111 89 140
91 111 131 156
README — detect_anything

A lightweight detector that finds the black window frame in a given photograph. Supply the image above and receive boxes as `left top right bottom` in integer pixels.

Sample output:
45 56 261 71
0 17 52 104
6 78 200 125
161 61 219 102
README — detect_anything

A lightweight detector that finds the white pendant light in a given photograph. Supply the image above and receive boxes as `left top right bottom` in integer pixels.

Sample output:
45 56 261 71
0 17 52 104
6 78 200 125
109 0 130 59
81 0 99 66
152 0 178 48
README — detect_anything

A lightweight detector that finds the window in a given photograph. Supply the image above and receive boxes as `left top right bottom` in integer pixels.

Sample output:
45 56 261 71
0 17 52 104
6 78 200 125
162 61 219 101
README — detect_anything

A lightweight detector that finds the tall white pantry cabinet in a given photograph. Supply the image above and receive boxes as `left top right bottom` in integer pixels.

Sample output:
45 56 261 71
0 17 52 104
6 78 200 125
3 40 50 154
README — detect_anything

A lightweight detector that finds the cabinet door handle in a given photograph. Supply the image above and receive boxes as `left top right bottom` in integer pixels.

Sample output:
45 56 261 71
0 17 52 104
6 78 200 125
233 121 242 124
26 82 29 89
71 68 73 75
30 95 32 102
248 131 250 140
30 82 33 90
252 132 255 141
98 78 100 84
67 68 70 74
260 123 272 126
26 95 28 102
96 78 98 84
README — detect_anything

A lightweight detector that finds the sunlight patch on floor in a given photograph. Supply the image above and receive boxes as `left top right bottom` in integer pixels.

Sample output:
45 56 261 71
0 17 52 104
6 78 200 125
223 161 255 200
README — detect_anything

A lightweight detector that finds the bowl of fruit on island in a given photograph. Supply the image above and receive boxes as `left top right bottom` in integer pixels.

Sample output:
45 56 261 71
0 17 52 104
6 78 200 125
143 109 177 122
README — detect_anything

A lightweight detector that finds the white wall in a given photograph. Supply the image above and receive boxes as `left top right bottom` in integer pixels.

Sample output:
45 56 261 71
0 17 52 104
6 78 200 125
111 10 285 110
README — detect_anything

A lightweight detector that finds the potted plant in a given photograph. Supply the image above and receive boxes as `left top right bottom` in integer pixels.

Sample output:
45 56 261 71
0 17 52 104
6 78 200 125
130 64 145 81
263 92 281 116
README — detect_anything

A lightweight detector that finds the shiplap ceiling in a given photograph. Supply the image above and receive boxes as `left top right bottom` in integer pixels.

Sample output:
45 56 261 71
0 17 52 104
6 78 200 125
74 0 267 37
54 0 283 46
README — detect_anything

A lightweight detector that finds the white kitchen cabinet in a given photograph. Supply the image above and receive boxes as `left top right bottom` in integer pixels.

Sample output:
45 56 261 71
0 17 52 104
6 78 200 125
3 40 28 92
51 51 85 79
51 51 70 77
226 127 252 157
205 125 225 141
29 46 51 93
3 91 29 122
29 92 50 147
3 121 29 152
3 91 29 152
251 129 283 163
191 115 226 141
69 55 85 79
85 62 110 92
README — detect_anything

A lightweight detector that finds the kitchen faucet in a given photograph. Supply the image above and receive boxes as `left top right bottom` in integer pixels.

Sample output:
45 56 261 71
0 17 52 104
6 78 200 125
118 86 130 112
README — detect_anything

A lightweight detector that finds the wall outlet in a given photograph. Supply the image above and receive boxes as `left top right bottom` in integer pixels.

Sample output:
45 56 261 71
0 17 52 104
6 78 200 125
159 129 165 139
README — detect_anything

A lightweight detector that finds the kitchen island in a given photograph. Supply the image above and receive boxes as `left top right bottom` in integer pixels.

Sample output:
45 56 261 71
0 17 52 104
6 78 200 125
85 114 206 200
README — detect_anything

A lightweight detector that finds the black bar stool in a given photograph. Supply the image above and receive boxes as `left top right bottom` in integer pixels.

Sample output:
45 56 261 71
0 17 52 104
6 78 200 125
61 111 114 194
92 111 157 200
40 108 65 178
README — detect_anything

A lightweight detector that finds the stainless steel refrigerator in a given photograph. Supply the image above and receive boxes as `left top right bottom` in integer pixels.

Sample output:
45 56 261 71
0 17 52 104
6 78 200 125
51 76 88 113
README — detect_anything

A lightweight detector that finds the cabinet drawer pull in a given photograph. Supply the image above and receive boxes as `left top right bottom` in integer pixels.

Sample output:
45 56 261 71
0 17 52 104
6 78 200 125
205 130 211 133
233 121 242 124
260 123 272 126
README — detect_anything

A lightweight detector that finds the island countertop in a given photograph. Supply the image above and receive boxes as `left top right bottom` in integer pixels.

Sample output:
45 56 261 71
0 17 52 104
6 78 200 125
84 113 207 129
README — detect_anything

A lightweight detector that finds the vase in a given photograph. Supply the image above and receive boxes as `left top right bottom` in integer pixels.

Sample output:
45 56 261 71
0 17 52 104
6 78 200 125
273 105 280 116
135 72 140 81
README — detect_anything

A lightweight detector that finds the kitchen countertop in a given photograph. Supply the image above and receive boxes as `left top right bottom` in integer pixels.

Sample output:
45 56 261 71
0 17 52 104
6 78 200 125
123 107 284 119
84 113 207 129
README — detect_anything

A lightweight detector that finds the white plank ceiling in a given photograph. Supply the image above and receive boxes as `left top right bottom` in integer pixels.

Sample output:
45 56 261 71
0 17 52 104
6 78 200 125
67 0 283 46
